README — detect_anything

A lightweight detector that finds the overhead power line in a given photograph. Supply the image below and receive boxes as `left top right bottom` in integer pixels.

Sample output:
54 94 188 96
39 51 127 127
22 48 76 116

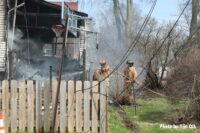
78 0 191 93
77 0 192 127
116 0 191 100
148 0 191 62
76 0 158 92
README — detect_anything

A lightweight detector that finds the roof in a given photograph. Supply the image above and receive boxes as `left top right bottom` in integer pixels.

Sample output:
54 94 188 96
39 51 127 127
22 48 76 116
45 1 87 17
51 2 78 11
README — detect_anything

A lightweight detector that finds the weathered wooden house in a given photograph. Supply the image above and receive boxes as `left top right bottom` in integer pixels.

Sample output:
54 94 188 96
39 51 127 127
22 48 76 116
0 0 97 80
0 2 108 133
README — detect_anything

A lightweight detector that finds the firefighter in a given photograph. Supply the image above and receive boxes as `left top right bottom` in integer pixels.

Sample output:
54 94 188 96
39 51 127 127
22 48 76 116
93 59 110 86
123 60 138 104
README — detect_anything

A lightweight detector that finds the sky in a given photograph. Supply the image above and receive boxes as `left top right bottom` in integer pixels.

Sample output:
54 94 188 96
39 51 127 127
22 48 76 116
46 0 181 23
135 0 180 22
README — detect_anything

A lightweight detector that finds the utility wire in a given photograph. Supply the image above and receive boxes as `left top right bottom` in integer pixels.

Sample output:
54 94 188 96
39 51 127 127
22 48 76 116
91 0 191 100
114 0 190 86
148 0 191 63
116 0 191 97
111 0 157 72
92 90 138 125
174 26 200 58
76 0 158 92
105 0 157 76
88 1 193 123
78 0 190 93
129 0 192 97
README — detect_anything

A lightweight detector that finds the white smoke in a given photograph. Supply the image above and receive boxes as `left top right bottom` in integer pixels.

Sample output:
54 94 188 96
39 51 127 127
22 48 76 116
9 28 83 80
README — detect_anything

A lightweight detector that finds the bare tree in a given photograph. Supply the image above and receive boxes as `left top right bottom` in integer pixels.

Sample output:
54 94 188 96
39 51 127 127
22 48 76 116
112 0 133 45
136 21 186 89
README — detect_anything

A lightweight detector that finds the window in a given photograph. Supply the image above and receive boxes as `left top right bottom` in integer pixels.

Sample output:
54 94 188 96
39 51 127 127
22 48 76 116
63 3 77 36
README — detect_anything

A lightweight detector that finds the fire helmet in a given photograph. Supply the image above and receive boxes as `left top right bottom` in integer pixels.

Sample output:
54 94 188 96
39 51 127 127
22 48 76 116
126 60 134 64
99 59 106 65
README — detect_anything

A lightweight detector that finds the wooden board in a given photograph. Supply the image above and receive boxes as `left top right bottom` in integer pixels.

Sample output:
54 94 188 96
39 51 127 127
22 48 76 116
36 81 42 133
83 81 91 132
0 80 108 133
2 80 10 132
19 81 27 131
92 81 99 132
27 80 35 132
100 81 107 133
0 81 2 111
75 81 83 132
10 80 18 132
60 81 67 133
52 80 59 132
67 80 75 132
44 81 50 132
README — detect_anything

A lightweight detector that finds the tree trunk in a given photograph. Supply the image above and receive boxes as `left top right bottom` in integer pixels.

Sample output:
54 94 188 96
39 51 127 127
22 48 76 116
145 63 161 89
113 0 133 45
126 0 133 45
113 0 123 41
190 0 199 37
159 38 172 85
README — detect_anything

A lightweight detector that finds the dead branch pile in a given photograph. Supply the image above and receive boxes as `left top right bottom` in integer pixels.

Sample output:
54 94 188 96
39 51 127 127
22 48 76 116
166 52 200 98
166 51 200 124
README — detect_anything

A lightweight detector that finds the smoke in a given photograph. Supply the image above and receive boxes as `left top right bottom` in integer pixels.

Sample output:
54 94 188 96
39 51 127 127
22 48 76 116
97 2 144 68
95 2 147 93
9 28 83 80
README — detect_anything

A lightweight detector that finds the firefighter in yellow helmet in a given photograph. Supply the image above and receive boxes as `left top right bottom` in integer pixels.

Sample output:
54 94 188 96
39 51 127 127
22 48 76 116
123 60 138 104
93 59 110 86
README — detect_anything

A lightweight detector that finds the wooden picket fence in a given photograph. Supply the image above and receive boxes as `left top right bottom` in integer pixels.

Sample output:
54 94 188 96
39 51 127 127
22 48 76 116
0 80 108 133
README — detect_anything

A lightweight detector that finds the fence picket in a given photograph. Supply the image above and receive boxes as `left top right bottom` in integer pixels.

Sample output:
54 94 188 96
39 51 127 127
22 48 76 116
0 81 2 112
92 81 99 132
84 81 91 132
76 81 83 132
27 80 35 133
100 81 107 133
60 81 67 133
44 81 50 132
68 80 75 132
10 80 18 132
36 81 42 133
0 80 107 133
52 80 59 132
2 80 10 132
19 81 27 132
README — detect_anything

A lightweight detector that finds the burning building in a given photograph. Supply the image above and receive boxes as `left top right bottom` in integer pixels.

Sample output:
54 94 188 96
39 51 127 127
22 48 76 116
0 0 97 80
